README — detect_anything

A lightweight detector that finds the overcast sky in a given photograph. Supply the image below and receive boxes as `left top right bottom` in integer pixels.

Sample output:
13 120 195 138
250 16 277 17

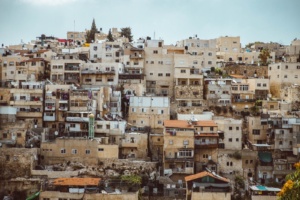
0 0 299 47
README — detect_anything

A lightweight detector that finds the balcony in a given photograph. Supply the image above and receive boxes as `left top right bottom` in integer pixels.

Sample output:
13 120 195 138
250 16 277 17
10 100 43 106
120 141 138 148
195 142 218 149
257 165 273 171
273 169 294 175
232 99 256 103
81 69 115 75
130 54 144 59
119 74 144 80
17 111 42 118
66 117 89 122
43 113 55 121
164 157 194 162
10 88 43 93
171 167 194 174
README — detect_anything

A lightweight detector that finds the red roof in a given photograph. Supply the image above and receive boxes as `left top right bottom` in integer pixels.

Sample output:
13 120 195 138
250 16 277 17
58 39 73 43
20 58 46 63
52 178 101 186
185 171 229 183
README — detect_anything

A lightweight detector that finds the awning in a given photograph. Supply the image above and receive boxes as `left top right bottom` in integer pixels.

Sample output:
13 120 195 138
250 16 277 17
250 185 280 192
258 152 272 163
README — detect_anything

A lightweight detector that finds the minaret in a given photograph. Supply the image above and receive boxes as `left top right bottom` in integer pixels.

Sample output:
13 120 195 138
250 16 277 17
88 113 95 139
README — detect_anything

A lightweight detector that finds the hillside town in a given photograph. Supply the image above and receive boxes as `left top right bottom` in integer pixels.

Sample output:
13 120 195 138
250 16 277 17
0 21 300 200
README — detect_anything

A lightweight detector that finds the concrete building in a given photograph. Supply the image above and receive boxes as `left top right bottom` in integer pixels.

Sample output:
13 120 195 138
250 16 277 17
285 39 300 62
216 36 241 53
163 120 195 178
215 118 242 150
268 62 300 98
120 132 148 159
128 96 170 129
205 78 232 107
67 31 87 45
174 53 205 115
40 137 119 165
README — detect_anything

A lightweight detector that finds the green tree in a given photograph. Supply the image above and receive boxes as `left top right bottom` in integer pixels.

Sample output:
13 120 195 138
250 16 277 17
258 48 270 65
107 29 114 42
86 18 97 43
120 27 133 42
277 162 300 199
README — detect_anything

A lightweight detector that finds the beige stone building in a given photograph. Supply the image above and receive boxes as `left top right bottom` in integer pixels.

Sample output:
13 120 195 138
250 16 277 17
163 120 195 178
205 78 232 107
128 96 170 129
247 116 269 150
120 132 148 159
268 62 300 97
285 39 300 62
217 51 275 65
67 31 87 45
215 118 242 150
174 53 205 115
40 137 119 165
144 40 183 97
217 36 241 53
149 133 164 162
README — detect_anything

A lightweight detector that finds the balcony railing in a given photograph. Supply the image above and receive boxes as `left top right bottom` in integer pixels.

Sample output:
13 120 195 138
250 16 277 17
81 69 115 75
119 74 144 80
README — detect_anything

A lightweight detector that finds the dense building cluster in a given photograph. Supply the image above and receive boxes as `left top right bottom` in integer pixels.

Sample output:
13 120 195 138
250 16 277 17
0 27 300 200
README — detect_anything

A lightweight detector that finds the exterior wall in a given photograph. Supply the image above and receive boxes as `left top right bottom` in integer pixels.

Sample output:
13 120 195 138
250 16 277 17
205 79 232 106
1 55 24 83
217 51 275 64
191 192 231 200
40 191 138 200
248 116 268 145
217 36 241 53
150 134 164 161
215 118 242 150
128 96 170 129
67 31 86 44
120 132 148 159
40 138 119 165
242 149 256 179
268 62 300 97
89 43 103 61
224 65 268 78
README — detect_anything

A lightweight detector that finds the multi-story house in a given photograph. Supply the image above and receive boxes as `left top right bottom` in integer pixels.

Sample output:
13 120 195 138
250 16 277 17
65 89 97 137
204 78 232 107
10 81 44 127
43 84 71 137
268 62 300 97
144 39 183 97
163 120 195 179
248 115 269 150
285 39 300 62
120 132 148 159
217 51 275 65
67 31 87 45
101 40 124 63
89 43 103 62
246 78 270 100
216 36 241 53
128 96 170 129
50 58 83 85
174 53 205 114
80 62 123 87
40 137 119 165
231 79 256 112
215 118 242 150
292 123 300 157
120 43 145 96
193 120 219 173
0 54 24 86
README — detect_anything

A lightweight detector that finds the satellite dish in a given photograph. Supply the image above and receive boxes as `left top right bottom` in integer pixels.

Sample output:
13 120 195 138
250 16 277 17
54 131 58 136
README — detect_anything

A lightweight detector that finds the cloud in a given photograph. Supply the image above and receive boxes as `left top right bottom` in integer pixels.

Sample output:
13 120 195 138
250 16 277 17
20 0 79 6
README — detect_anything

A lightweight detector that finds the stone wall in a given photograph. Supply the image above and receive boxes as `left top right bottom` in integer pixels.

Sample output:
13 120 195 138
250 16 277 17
191 192 231 200
223 65 268 78
31 170 78 178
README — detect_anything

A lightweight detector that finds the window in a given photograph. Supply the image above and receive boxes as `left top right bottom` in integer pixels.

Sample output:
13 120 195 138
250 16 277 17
98 148 104 151
17 133 21 137
183 140 189 145
70 124 76 128
210 127 213 131
229 138 232 142
208 52 212 56
96 78 102 82
263 83 267 87
277 65 280 69
250 160 253 164
229 127 232 130
257 83 261 87
297 66 300 69
285 65 288 69
31 62 36 66
153 50 158 54
85 78 92 82
150 61 154 64
295 75 298 78
150 73 153 75
158 120 162 124
236 127 239 130
86 149 91 154
158 73 163 76
169 140 173 145
252 129 260 135
166 73 170 77
107 78 114 82
178 150 192 157
180 69 186 73
61 149 66 154
208 61 212 65
203 154 208 158
284 75 287 78
279 141 283 145
236 138 239 142
72 149 77 154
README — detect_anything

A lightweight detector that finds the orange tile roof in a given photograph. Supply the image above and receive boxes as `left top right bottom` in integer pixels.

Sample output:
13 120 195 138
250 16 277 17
185 171 229 183
164 120 192 128
53 178 101 186
195 120 217 127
